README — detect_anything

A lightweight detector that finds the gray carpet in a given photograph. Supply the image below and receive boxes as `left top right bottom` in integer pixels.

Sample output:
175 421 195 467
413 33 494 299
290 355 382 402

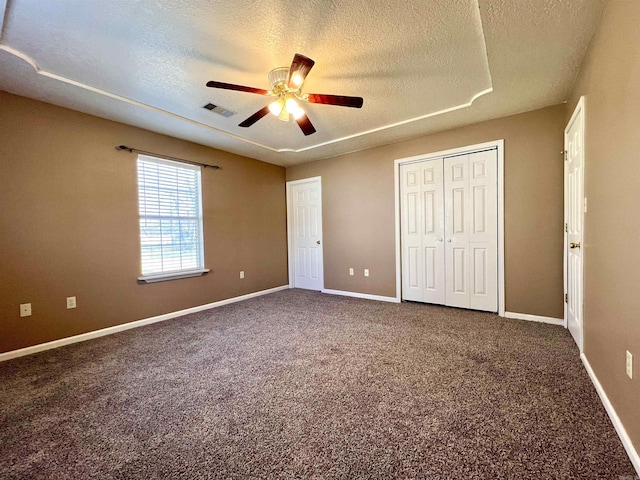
0 289 636 479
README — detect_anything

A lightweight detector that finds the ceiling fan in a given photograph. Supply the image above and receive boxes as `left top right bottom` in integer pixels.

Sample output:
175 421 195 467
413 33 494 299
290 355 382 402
206 53 364 136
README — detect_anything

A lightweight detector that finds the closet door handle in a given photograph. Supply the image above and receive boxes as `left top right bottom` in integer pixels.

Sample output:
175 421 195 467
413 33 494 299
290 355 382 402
447 239 452 243
438 238 443 242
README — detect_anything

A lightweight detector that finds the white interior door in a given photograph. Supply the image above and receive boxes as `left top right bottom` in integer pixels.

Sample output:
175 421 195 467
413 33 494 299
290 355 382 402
565 99 585 351
288 178 324 290
400 160 445 303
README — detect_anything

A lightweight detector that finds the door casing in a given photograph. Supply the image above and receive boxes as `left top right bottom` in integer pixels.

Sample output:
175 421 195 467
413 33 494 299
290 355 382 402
394 140 505 315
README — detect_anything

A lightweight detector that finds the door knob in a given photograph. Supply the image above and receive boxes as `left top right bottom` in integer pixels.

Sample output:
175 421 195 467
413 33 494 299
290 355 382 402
316 240 321 245
438 238 443 242
570 242 581 249
447 239 452 243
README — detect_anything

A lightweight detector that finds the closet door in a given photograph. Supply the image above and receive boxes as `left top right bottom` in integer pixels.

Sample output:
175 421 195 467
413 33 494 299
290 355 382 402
421 160 445 304
400 160 445 304
444 155 471 308
400 163 423 302
468 150 498 312
401 149 497 312
443 151 497 311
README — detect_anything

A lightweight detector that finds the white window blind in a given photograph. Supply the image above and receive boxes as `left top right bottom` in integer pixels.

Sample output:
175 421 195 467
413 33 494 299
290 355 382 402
136 155 205 278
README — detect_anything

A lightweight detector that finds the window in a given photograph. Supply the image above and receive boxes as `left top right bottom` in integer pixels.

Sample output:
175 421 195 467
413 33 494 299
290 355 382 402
136 155 207 282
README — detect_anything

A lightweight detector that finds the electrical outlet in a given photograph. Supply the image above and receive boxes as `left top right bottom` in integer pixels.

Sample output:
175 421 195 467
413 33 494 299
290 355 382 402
364 269 369 277
626 351 633 379
20 303 31 317
66 296 77 309
349 268 354 276
240 271 245 279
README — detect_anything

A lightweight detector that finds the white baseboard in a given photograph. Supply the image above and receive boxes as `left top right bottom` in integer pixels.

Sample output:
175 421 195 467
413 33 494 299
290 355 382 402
0 285 289 363
581 353 640 476
504 311 565 326
321 289 400 303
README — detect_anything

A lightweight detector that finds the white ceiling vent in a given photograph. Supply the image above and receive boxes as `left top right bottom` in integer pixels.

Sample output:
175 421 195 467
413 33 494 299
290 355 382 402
203 103 235 118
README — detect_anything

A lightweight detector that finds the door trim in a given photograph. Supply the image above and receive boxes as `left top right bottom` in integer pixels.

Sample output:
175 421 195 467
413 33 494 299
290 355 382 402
394 140 505 315
286 176 324 290
564 96 586 350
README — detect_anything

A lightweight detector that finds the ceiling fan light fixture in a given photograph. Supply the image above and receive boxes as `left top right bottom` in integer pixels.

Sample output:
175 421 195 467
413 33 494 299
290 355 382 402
268 98 284 116
277 108 290 122
285 97 300 114
284 97 305 120
269 97 293 121
292 108 305 120
290 72 304 87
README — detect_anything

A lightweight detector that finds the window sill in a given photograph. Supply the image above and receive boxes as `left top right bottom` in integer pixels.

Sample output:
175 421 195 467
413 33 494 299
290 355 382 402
137 269 210 284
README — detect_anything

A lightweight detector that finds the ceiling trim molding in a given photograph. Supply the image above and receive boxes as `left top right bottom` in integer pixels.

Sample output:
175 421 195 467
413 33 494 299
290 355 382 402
0 43 282 153
294 87 493 152
0 27 492 155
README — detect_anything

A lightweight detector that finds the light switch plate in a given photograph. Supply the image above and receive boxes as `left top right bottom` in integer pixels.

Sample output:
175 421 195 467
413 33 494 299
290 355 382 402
364 269 369 277
66 296 77 309
626 351 633 379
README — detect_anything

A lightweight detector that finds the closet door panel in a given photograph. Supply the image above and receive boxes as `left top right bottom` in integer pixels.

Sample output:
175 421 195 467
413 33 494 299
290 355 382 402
400 163 423 301
444 155 471 309
469 150 498 311
421 161 445 304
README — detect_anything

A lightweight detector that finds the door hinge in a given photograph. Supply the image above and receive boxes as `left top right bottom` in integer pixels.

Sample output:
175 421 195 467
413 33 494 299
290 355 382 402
565 293 568 303
563 150 568 161
565 223 568 233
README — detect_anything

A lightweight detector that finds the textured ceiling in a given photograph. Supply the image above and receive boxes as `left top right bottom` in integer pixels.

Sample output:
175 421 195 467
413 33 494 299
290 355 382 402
0 0 605 166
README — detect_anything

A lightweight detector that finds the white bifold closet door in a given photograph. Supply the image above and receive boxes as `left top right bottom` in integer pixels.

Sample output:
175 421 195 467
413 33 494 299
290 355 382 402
400 160 446 304
400 149 497 312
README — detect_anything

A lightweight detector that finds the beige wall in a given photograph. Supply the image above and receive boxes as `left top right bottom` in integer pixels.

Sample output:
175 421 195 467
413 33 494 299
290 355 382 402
288 104 566 318
567 1 640 451
0 92 288 353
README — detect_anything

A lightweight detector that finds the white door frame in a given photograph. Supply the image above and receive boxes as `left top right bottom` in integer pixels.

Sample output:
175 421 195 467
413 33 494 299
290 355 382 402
564 96 586 350
286 176 324 290
394 139 505 315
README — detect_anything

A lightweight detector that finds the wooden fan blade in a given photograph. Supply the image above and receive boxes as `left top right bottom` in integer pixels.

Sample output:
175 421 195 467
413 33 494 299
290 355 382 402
206 81 269 95
296 113 316 136
287 53 315 88
306 94 363 108
238 106 271 127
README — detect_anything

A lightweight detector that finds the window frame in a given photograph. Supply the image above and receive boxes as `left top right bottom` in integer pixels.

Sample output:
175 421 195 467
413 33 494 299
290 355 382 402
135 154 208 283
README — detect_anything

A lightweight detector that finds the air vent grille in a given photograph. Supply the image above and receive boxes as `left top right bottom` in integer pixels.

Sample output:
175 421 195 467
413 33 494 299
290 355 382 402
203 103 235 118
